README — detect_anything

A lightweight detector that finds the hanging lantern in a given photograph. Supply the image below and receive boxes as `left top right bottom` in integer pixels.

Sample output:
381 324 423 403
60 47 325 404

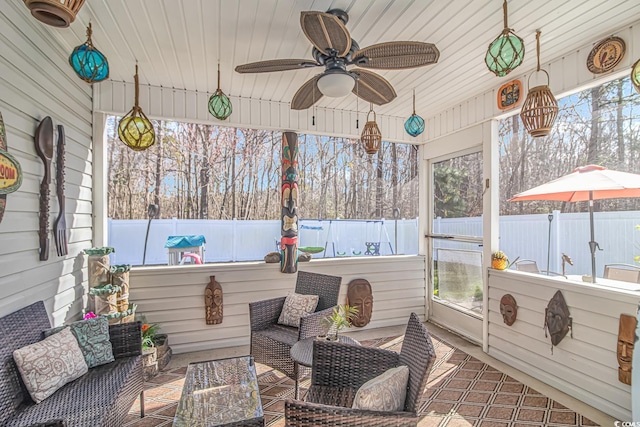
485 0 525 77
208 64 232 120
631 58 640 94
118 64 156 151
69 23 109 84
404 90 425 137
520 31 558 138
24 0 85 28
361 104 382 155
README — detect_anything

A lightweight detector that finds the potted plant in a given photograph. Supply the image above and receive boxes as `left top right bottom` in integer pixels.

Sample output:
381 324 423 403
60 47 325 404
320 305 359 341
140 317 160 380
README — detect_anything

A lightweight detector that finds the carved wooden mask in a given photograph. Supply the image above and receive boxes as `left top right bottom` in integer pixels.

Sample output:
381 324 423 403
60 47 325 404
205 276 223 325
618 313 636 385
500 294 518 326
544 290 572 347
346 279 373 327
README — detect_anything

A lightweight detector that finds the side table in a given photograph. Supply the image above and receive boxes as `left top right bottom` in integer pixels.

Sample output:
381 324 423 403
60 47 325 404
290 335 360 399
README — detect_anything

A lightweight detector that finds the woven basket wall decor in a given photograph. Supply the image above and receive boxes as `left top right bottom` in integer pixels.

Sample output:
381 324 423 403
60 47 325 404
24 0 85 28
361 106 382 155
520 31 558 138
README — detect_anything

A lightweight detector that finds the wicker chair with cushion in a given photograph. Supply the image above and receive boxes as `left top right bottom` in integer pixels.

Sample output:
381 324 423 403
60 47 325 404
249 271 341 379
285 312 435 427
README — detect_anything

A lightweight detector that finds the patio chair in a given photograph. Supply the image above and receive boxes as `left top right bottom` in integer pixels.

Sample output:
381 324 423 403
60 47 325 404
249 271 341 379
285 312 435 427
513 259 565 277
604 264 640 283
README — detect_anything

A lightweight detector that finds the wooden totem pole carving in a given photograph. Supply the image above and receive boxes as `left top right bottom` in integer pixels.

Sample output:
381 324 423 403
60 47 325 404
280 132 298 273
205 276 223 325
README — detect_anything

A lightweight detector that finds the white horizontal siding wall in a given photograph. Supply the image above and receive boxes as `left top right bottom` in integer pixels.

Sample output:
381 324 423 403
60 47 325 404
426 22 640 140
0 2 92 324
129 255 426 354
487 269 640 421
93 82 415 144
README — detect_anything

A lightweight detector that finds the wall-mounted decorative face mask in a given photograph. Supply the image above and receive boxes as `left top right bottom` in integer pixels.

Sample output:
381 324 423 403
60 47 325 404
544 290 572 352
500 294 518 326
346 279 373 327
617 313 636 385
205 276 223 325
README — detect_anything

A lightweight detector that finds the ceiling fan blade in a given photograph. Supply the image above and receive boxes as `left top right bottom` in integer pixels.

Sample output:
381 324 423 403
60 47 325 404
235 59 320 74
352 41 440 70
291 74 324 110
300 11 351 57
352 69 396 105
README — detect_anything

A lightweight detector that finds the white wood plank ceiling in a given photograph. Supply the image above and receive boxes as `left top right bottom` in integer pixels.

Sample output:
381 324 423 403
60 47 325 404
39 0 640 120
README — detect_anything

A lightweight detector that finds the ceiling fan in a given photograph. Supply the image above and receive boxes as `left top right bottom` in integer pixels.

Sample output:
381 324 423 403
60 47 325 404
234 9 440 110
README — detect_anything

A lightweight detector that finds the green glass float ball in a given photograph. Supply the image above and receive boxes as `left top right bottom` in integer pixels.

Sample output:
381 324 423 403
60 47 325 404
69 44 109 83
208 90 232 120
404 114 425 137
485 33 525 77
632 59 640 94
117 116 156 151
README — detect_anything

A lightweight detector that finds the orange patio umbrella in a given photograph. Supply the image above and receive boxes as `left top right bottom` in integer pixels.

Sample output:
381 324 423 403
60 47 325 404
508 165 640 283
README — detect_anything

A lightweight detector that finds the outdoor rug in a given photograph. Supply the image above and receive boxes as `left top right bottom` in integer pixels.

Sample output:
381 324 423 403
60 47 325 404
124 333 599 427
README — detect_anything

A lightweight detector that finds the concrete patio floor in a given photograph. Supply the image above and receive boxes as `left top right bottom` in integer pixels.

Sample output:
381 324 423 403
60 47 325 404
124 322 614 426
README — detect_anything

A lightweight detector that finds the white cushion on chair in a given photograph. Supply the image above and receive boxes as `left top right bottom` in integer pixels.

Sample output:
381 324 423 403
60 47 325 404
352 365 409 412
278 292 319 327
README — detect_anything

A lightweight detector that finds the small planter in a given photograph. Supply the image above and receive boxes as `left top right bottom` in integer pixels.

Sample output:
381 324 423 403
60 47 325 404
142 347 158 381
154 334 172 371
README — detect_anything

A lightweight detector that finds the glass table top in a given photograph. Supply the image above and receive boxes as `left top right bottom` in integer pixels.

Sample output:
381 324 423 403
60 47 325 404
173 355 263 426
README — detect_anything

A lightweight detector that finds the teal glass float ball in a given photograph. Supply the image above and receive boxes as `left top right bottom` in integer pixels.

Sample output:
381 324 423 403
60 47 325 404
208 89 232 120
404 114 425 137
485 32 524 77
69 44 109 83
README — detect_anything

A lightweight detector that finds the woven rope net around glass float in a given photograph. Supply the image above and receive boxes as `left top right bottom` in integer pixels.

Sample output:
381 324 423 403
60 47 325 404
208 65 232 120
404 90 425 137
118 64 156 151
520 31 558 138
485 0 524 77
361 105 382 155
24 0 85 28
632 59 640 95
69 23 109 84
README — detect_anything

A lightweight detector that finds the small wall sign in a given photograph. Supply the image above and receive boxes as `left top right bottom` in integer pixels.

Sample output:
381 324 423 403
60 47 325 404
0 112 23 223
497 79 522 110
586 36 626 74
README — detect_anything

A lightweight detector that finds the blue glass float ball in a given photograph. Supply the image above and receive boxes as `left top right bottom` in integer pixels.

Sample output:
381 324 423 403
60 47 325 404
69 44 109 83
404 114 425 137
208 90 233 120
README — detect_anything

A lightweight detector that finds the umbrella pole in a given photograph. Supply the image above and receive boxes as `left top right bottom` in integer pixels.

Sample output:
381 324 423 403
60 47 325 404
587 192 598 283
547 214 553 275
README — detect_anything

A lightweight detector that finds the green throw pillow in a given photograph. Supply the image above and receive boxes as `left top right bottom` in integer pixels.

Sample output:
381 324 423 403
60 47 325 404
44 316 114 368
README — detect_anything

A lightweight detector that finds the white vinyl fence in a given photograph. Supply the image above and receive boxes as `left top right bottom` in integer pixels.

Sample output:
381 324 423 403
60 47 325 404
108 218 419 266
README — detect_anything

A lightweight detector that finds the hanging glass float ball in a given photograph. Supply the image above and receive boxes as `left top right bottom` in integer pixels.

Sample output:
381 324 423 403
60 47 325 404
208 89 232 120
117 114 156 151
485 31 525 77
404 114 425 137
69 43 109 83
631 59 640 94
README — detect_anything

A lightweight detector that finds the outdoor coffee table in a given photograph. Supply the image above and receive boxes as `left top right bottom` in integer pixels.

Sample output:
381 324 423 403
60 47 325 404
173 355 264 426
290 335 360 399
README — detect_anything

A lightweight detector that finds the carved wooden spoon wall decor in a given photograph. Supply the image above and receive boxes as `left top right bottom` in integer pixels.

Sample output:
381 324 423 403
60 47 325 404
35 116 53 261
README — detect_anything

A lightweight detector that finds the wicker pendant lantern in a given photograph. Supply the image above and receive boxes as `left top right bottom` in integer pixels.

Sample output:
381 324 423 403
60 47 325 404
117 64 156 151
69 23 109 84
520 31 558 138
361 103 382 155
24 0 85 28
208 64 233 120
485 0 525 77
631 59 640 94
404 90 425 137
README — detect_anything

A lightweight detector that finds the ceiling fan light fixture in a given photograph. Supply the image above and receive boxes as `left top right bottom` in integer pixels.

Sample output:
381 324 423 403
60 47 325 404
317 72 355 97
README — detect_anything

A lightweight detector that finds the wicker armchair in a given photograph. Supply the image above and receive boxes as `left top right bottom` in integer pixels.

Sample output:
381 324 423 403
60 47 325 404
249 271 341 379
285 312 435 427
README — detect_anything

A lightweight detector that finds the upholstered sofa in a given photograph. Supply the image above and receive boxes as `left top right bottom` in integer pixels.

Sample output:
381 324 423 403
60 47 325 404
0 301 144 427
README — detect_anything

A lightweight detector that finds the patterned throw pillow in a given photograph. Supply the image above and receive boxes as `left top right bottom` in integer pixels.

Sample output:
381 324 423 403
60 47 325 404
277 292 319 327
43 316 114 368
352 365 409 412
13 327 88 403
